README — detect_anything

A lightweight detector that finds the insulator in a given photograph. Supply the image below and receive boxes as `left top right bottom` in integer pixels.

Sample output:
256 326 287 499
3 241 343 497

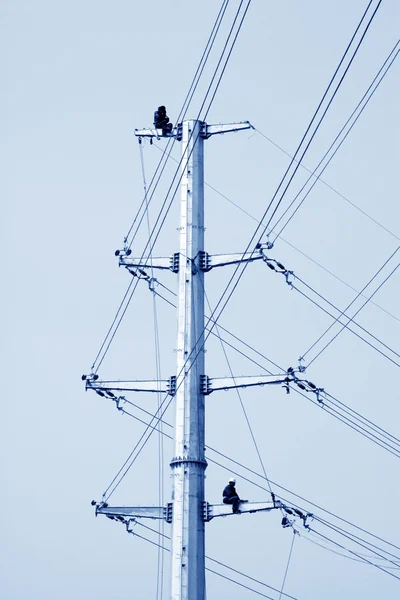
255 242 261 249
81 374 87 381
307 381 316 389
96 391 105 397
266 262 276 271
126 249 132 256
93 374 99 381
297 383 306 390
115 250 120 256
276 262 285 270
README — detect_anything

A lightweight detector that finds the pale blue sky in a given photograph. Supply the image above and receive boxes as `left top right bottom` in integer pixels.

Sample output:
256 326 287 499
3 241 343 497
2 1 400 598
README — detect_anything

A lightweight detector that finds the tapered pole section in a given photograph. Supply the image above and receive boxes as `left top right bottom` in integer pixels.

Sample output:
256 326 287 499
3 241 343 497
170 120 206 600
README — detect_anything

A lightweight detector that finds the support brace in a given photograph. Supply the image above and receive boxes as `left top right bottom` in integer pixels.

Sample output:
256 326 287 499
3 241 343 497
96 503 173 523
203 501 278 521
134 121 252 142
85 377 176 396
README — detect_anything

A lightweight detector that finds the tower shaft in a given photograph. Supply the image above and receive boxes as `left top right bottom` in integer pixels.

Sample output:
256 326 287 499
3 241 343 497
170 120 206 600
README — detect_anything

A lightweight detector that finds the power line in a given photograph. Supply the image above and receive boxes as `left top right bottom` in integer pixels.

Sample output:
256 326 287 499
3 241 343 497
203 282 276 498
129 521 296 600
123 0 230 247
145 283 400 457
309 527 400 582
291 283 400 369
91 0 252 371
178 0 385 409
279 531 296 600
306 258 400 367
270 40 400 241
110 403 400 568
152 140 400 325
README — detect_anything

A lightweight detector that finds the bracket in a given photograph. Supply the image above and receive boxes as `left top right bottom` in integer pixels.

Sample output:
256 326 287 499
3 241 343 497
95 502 173 523
201 373 292 394
203 500 278 521
134 121 252 142
84 376 177 396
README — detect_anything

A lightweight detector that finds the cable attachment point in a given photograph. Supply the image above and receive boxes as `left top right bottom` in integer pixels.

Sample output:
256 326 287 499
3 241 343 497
257 238 274 251
298 357 306 373
148 277 159 292
114 396 127 413
81 373 99 382
126 519 137 534
285 270 294 288
127 267 150 280
315 388 325 405
115 248 132 257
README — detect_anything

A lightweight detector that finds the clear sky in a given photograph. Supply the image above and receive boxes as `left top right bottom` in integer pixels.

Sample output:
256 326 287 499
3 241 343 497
2 1 400 599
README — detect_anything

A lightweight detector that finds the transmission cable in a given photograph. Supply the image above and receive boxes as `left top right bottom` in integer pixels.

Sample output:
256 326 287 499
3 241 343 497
123 0 230 247
279 531 296 600
291 283 400 369
300 533 400 568
91 0 251 371
270 40 400 241
137 519 300 599
112 403 400 565
203 282 276 502
90 0 231 371
254 126 400 243
292 262 400 364
145 282 400 456
140 140 165 600
152 140 400 325
305 255 400 367
172 0 384 408
309 527 400 581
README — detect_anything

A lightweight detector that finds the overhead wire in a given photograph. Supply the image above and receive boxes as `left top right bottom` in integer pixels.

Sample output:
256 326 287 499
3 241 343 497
293 259 400 364
91 0 251 372
135 519 301 599
269 39 400 242
112 403 400 569
167 0 385 414
253 128 400 243
152 140 400 325
309 527 400 582
290 282 400 369
202 281 276 499
89 1 233 372
144 282 400 457
123 0 230 247
305 256 400 367
278 531 296 600
96 0 395 538
300 533 400 568
140 140 165 600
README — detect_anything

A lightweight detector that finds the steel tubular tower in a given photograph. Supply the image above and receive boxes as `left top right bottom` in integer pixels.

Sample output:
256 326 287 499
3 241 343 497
85 118 319 600
171 119 207 599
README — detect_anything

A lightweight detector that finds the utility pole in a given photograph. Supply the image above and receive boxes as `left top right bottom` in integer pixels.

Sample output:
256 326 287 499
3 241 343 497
170 119 207 599
84 118 316 600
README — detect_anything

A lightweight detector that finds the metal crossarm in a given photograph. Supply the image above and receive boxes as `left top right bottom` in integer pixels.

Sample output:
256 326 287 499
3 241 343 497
203 501 278 521
203 121 253 138
119 255 174 271
199 251 264 271
96 504 171 521
203 374 292 394
85 378 170 394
